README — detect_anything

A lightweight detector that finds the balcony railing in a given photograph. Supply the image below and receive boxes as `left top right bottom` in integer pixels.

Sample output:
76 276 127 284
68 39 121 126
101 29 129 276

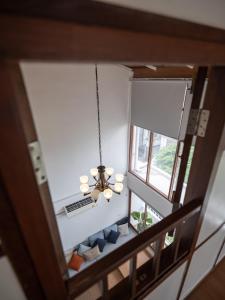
66 198 202 300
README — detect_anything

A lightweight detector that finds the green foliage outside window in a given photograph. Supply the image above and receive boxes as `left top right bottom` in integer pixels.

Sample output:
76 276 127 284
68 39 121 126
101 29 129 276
131 211 153 233
155 144 194 183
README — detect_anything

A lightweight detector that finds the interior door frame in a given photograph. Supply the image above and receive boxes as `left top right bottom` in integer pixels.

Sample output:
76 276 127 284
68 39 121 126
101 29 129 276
1 2 225 300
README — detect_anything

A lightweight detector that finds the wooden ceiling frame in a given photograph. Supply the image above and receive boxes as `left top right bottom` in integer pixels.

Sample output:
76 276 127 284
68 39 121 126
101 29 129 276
0 1 225 300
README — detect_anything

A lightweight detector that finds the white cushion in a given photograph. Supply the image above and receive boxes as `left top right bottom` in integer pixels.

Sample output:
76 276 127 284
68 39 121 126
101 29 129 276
118 223 129 236
83 245 101 261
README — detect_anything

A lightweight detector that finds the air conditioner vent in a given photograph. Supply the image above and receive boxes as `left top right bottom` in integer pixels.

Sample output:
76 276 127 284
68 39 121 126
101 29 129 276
64 197 96 218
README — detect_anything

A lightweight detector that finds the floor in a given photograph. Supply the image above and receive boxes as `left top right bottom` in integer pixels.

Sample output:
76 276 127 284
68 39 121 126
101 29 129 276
187 258 225 300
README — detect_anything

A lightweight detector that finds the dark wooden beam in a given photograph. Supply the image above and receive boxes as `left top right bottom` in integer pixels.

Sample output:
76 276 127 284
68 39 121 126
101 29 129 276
177 67 225 299
173 67 207 204
0 181 45 300
132 66 195 78
0 61 67 300
1 0 225 45
1 8 225 63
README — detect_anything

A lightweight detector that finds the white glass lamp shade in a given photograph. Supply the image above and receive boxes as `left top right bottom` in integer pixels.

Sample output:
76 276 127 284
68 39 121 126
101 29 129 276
105 167 114 176
103 188 113 199
80 175 89 184
91 189 100 201
90 168 98 177
115 174 124 183
114 182 123 193
80 183 89 193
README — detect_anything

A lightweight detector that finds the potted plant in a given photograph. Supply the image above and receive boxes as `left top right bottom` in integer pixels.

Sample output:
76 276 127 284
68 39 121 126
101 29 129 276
131 211 153 233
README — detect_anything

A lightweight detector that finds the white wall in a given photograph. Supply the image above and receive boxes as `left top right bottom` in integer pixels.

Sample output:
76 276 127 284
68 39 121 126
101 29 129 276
181 228 225 299
0 257 27 300
144 263 187 300
21 63 131 250
99 0 225 30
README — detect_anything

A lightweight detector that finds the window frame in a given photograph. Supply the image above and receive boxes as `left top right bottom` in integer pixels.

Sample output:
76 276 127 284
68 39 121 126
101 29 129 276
129 125 181 201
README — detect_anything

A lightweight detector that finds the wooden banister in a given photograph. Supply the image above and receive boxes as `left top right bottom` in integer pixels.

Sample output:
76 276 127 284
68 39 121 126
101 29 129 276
67 198 201 298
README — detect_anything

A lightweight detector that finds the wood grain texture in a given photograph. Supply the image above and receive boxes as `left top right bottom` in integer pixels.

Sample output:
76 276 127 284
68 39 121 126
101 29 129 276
0 61 67 300
1 14 225 63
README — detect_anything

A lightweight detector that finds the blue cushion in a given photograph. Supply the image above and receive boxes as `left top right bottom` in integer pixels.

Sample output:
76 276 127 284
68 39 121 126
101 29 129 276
93 238 106 252
116 216 129 226
107 230 120 244
77 244 91 256
88 231 104 247
103 224 118 239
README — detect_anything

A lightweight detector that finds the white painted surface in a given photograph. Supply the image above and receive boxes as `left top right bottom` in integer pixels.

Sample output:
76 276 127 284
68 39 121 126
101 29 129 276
0 257 27 300
99 0 225 30
127 172 172 217
181 228 225 299
197 151 225 245
131 80 189 139
21 63 131 249
144 263 187 300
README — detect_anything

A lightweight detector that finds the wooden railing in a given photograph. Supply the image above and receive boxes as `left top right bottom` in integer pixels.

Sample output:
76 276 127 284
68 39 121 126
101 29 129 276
67 199 202 300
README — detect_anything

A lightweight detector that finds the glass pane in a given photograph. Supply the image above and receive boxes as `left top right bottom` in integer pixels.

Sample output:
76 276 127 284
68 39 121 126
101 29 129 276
130 193 146 233
149 133 178 197
131 126 150 180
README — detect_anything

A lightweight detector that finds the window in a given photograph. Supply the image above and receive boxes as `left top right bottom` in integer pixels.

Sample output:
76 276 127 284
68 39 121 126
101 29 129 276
130 192 161 233
130 126 178 200
148 133 178 197
131 126 150 180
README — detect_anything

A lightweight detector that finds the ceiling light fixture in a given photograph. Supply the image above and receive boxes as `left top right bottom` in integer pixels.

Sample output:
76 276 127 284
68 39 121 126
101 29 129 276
79 65 124 202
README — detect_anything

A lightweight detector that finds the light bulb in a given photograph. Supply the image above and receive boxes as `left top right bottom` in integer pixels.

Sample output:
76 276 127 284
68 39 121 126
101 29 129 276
105 167 114 176
114 182 123 193
103 188 113 199
91 189 100 201
80 183 89 193
80 175 88 184
115 174 124 182
90 168 98 177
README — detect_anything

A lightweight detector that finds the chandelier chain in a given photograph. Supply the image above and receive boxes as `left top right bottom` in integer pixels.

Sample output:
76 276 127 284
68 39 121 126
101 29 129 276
95 64 103 165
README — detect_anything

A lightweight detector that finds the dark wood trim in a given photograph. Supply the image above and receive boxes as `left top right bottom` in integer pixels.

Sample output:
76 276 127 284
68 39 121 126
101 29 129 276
146 132 153 183
177 67 225 299
0 16 225 64
213 234 225 268
67 199 201 298
195 222 225 252
168 140 181 201
2 2 225 63
0 243 4 258
173 67 207 204
0 61 67 300
0 180 45 300
131 66 195 79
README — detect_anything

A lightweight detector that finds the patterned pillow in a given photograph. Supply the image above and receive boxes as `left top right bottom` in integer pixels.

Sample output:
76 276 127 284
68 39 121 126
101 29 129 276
93 238 107 252
83 245 101 261
88 231 105 247
77 244 91 256
107 230 120 244
118 223 129 236
68 253 84 271
103 224 118 239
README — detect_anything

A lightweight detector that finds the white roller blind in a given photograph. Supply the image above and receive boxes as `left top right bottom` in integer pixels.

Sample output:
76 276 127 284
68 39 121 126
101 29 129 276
131 80 191 139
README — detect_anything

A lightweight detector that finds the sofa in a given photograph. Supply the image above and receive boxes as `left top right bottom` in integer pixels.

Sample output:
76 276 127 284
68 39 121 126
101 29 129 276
67 217 137 277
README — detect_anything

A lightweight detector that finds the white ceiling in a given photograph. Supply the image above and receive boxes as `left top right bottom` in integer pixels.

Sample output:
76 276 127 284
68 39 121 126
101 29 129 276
98 0 225 30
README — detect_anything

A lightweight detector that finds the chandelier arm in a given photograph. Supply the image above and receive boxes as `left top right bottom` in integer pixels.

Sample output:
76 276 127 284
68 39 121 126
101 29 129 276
95 64 103 166
108 186 120 195
89 184 97 187
93 176 98 182
108 182 115 186
83 192 91 196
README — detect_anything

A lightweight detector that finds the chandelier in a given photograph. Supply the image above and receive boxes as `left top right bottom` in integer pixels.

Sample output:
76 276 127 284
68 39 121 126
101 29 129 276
79 65 124 202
